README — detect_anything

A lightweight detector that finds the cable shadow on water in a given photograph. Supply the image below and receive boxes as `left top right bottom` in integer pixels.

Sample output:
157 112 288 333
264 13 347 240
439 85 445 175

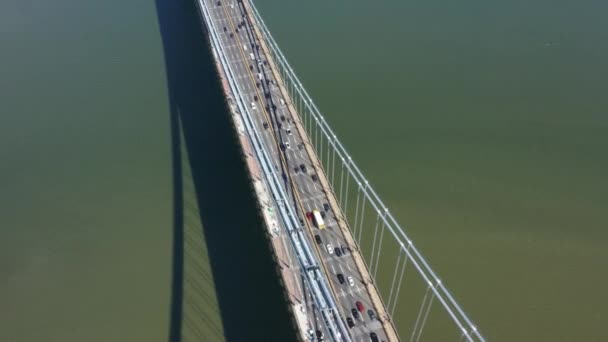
154 0 298 341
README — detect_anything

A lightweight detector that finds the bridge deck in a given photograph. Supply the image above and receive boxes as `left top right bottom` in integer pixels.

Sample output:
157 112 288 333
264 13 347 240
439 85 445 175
197 0 400 340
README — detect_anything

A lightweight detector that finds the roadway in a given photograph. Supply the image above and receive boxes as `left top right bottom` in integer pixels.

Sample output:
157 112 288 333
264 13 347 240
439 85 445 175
204 1 388 341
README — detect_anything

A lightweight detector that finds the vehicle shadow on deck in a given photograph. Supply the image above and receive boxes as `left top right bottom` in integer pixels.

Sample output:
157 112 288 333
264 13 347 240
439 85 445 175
154 0 298 341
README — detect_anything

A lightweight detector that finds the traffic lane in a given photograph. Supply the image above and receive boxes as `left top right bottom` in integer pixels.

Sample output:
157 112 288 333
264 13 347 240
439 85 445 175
212 9 263 100
210 5 327 333
303 276 330 342
298 189 363 286
207 3 339 339
300 195 381 338
218 42 286 175
303 197 386 340
325 258 373 340
211 8 293 202
251 107 346 342
213 35 257 111
328 249 382 338
210 32 331 342
215 29 331 341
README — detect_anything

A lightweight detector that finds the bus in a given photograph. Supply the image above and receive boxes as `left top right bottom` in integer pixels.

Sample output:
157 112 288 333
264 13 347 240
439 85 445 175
312 209 326 229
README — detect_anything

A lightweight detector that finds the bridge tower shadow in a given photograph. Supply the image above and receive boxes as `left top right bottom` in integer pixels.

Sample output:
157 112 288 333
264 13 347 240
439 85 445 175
154 0 298 341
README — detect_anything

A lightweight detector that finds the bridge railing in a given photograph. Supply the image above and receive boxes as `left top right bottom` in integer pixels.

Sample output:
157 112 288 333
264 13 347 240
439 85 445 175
247 2 485 341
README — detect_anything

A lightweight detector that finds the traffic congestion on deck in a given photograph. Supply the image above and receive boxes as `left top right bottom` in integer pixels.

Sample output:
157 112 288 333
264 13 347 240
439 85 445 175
205 0 389 340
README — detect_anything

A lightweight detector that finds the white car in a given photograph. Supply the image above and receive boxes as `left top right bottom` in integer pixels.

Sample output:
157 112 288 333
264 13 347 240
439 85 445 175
251 102 256 110
326 243 333 254
285 141 290 149
286 128 292 135
347 276 355 287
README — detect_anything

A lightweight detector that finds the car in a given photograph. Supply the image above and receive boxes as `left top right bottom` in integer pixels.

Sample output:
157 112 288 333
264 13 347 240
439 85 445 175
370 332 379 342
335 247 342 257
314 234 322 244
250 102 256 110
356 301 364 312
286 128 292 135
299 164 307 172
216 1 220 6
341 245 348 254
326 243 333 254
348 276 355 287
256 81 260 88
351 308 360 320
337 273 345 284
316 330 324 341
280 143 286 151
253 95 258 102
223 26 227 32
311 174 318 182
346 317 355 328
285 141 290 149
323 203 330 211
368 309 376 321
229 33 234 38
320 211 326 219
280 115 286 121
305 211 313 220
298 144 304 150
294 166 299 173
271 104 277 111
263 122 269 130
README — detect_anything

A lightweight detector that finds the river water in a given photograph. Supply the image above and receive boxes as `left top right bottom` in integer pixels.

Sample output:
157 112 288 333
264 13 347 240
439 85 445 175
1 0 606 341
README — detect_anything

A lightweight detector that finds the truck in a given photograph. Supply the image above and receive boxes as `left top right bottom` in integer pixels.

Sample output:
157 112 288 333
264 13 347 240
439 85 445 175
312 209 325 229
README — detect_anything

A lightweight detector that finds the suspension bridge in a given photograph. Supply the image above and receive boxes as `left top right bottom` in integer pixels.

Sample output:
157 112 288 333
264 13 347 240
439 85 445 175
194 0 485 341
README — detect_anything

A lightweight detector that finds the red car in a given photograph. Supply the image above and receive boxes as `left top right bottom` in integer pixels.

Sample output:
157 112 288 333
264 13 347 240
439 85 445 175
305 211 313 220
356 301 364 312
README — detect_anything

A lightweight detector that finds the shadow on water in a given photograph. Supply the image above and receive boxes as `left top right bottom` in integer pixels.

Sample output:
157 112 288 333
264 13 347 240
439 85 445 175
154 0 298 341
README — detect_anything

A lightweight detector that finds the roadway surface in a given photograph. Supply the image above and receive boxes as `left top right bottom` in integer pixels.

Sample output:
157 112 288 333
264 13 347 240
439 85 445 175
204 1 388 341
